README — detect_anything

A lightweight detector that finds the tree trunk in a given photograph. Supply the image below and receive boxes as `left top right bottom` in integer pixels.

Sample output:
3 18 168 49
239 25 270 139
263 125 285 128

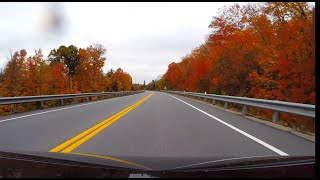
39 66 42 95
70 76 73 91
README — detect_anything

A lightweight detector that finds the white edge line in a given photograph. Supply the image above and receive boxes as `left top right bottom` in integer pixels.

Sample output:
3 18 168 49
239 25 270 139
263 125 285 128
166 93 289 156
169 155 278 170
0 93 141 123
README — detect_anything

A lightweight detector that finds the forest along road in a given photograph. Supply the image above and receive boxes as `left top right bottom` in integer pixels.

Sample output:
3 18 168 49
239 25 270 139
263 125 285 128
0 91 315 169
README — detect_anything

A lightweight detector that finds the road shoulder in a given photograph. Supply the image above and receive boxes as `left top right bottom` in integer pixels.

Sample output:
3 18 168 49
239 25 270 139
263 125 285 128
170 93 315 142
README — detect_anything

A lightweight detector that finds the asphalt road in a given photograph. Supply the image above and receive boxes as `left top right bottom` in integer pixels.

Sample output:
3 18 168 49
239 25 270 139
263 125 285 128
0 91 315 170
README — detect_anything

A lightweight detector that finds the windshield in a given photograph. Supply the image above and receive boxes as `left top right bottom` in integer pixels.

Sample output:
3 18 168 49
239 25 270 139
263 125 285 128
0 2 315 177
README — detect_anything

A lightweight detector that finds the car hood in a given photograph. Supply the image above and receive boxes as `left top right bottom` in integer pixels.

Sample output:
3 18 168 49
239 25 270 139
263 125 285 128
0 150 315 178
0 149 314 171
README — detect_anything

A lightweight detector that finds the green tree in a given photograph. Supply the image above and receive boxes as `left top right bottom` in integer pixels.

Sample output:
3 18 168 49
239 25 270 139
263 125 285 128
0 68 4 82
106 69 114 78
48 45 79 91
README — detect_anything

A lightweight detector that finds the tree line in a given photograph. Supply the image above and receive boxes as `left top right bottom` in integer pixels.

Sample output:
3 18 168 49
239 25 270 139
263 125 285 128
152 2 315 105
0 43 136 97
147 2 315 131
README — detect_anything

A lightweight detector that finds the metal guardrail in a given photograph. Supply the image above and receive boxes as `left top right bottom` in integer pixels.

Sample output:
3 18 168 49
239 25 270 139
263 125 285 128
164 91 315 123
0 91 144 113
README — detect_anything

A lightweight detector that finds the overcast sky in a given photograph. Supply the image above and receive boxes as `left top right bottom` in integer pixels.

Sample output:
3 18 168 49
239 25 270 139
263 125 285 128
1 2 249 84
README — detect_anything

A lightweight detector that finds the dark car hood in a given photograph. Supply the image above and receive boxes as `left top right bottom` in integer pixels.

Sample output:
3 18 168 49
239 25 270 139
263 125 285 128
0 150 315 178
0 149 314 171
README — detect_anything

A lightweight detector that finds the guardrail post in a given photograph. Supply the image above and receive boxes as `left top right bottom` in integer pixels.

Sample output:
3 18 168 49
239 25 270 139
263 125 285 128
212 99 215 105
74 98 78 103
37 101 44 109
242 105 247 115
61 99 64 106
272 111 279 123
13 104 18 113
224 102 228 108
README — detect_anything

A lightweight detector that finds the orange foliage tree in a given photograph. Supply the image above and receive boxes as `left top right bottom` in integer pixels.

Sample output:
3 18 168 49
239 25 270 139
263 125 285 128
0 43 134 98
159 2 315 105
111 68 133 91
157 2 315 129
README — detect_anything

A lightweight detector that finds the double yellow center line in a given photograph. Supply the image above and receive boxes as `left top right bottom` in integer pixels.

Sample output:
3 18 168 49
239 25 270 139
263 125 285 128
50 92 154 153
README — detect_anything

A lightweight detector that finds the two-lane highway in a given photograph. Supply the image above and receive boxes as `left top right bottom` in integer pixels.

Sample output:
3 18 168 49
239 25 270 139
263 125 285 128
0 91 315 170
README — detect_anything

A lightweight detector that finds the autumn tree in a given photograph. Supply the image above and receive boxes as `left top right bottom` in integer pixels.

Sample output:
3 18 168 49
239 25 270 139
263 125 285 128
156 2 315 131
75 43 107 93
48 45 79 92
24 49 50 96
155 76 166 90
160 2 314 104
2 50 28 96
86 43 107 92
0 69 4 80
0 67 5 97
0 43 134 99
48 62 69 94
132 83 143 91
146 80 156 90
112 68 132 91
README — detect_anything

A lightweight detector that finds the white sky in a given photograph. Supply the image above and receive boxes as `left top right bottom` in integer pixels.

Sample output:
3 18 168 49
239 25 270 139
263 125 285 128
0 2 255 83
